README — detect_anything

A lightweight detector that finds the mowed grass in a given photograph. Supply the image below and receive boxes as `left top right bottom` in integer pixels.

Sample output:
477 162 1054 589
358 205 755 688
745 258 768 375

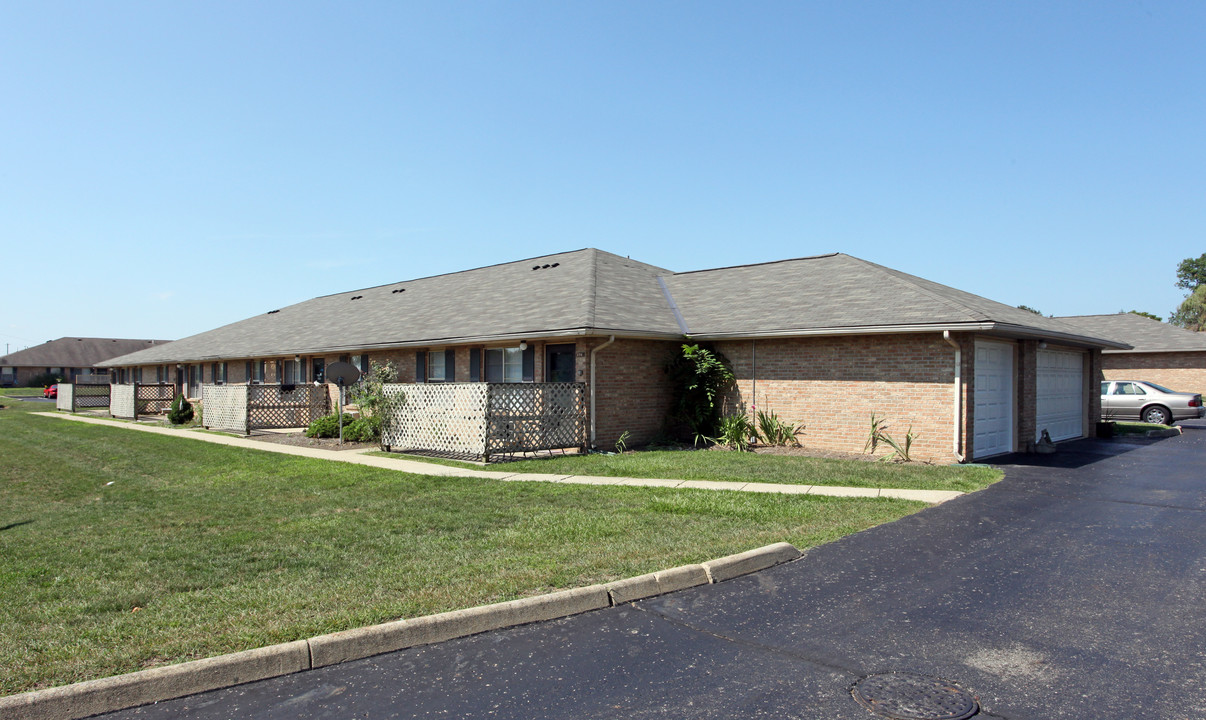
375 448 1002 493
0 408 927 696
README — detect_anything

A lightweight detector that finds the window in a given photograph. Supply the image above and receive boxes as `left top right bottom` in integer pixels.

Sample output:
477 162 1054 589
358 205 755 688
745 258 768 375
312 358 325 384
213 362 227 385
485 348 523 383
427 351 446 382
133 367 143 384
282 359 303 384
1113 382 1145 396
352 354 367 373
250 360 265 384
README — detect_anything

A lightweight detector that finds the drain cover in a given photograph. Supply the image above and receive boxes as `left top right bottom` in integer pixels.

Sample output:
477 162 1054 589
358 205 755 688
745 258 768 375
851 672 978 720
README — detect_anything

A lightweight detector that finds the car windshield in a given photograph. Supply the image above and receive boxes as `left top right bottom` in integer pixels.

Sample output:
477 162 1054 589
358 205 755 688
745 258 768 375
1141 382 1177 394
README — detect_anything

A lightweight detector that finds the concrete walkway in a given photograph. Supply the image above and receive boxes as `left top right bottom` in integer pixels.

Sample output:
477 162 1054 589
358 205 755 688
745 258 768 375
34 412 962 504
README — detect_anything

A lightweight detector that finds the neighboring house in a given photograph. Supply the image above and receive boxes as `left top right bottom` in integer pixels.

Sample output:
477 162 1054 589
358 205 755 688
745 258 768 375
1055 313 1206 396
102 249 1126 462
0 337 170 388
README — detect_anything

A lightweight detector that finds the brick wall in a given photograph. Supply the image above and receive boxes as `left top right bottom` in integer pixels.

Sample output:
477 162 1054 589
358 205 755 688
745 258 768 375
1101 351 1206 396
714 334 960 463
589 338 678 449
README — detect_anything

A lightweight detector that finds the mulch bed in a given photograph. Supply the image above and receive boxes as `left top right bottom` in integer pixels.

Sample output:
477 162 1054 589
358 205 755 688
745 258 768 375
244 432 376 452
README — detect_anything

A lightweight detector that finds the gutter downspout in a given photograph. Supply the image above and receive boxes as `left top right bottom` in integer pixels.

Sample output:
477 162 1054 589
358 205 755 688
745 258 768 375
943 331 966 462
589 335 616 449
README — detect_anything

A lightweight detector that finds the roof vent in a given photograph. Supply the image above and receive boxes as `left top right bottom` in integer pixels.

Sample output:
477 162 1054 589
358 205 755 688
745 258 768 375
267 309 280 314
531 263 561 271
391 288 406 294
350 295 363 301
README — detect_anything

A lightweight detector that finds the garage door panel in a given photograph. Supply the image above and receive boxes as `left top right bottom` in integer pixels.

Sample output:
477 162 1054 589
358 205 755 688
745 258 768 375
1037 349 1084 442
974 341 1014 459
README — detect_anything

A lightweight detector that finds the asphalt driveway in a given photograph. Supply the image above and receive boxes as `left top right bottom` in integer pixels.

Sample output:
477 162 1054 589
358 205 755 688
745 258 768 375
100 420 1206 719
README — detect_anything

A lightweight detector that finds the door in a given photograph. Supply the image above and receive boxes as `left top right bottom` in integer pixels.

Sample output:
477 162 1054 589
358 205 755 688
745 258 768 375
973 340 1014 459
1036 349 1085 441
545 344 576 383
1104 381 1147 420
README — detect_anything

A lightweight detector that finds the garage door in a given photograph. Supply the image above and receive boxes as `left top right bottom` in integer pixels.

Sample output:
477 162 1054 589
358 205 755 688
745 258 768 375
973 340 1014 459
1036 349 1084 442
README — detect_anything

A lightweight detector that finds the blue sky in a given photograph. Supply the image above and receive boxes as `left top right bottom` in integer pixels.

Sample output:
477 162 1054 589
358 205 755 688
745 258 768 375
2 1 1202 352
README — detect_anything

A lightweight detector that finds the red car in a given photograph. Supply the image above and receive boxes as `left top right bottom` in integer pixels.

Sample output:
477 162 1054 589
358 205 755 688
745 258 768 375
44 384 57 399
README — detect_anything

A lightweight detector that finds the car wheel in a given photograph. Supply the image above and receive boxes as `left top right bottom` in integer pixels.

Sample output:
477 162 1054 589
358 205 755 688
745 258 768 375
1142 405 1172 425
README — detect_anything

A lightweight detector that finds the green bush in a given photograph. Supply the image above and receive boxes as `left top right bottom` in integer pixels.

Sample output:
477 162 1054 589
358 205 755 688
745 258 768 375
666 344 734 443
306 413 353 438
714 413 755 451
167 395 194 425
343 415 382 442
26 372 63 388
755 409 803 447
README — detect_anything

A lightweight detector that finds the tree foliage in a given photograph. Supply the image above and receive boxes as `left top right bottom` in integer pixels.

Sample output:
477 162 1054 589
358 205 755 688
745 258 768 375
666 344 734 442
1126 310 1162 322
1169 286 1206 331
1176 254 1206 291
1017 305 1043 316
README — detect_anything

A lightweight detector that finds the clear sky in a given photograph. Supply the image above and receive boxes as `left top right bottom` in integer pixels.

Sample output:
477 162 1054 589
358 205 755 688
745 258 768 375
2 1 1202 352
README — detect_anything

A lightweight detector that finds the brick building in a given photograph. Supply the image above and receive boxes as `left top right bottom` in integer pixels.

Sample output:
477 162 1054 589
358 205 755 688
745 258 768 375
104 249 1125 462
0 337 169 387
1056 313 1206 396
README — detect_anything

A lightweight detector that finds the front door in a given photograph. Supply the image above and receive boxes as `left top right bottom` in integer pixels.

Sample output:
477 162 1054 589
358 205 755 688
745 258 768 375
545 344 576 383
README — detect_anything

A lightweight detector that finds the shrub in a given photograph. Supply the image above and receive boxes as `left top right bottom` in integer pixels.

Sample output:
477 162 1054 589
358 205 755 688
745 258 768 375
714 412 756 451
755 409 803 447
306 413 353 438
666 344 734 443
167 395 194 425
343 415 382 442
26 372 63 388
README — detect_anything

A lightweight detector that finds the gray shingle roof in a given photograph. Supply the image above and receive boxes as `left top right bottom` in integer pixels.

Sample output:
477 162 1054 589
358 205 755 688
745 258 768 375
105 249 679 366
665 254 1125 344
1055 313 1206 353
104 249 1127 367
0 337 171 368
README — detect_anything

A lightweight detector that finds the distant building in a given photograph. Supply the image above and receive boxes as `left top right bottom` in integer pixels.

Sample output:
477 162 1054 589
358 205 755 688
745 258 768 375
0 337 171 387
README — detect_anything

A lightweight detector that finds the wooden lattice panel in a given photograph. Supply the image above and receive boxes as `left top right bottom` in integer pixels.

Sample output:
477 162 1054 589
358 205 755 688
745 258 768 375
57 383 74 412
486 383 585 458
74 383 111 409
247 384 329 430
110 384 137 419
380 383 489 457
136 384 175 415
203 385 249 434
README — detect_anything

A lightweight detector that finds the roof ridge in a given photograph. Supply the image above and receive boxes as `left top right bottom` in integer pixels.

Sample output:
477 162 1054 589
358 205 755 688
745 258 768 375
669 252 840 277
585 249 599 327
842 255 983 322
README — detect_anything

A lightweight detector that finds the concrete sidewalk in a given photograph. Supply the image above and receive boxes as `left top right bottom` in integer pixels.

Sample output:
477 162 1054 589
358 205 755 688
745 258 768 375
34 412 962 504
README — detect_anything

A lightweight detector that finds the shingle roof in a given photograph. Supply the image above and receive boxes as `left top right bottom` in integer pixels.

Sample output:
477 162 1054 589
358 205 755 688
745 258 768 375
103 249 1127 367
0 337 171 368
1055 313 1206 353
105 249 679 366
664 254 1126 345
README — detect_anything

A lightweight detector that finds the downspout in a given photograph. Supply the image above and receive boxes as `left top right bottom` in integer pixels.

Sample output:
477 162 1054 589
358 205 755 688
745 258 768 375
750 339 756 417
589 335 616 449
943 331 966 462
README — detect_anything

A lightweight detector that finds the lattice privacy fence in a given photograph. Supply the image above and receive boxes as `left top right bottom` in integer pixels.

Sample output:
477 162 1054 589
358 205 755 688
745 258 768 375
110 384 137 419
56 383 112 412
202 384 330 434
380 382 586 460
136 384 176 415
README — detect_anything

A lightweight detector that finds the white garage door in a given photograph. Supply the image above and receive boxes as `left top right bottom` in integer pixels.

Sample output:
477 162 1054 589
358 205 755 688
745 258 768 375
1036 349 1084 442
974 340 1014 459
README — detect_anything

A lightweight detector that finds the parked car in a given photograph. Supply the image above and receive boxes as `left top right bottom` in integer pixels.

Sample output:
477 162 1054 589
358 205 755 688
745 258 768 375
43 384 57 399
1100 380 1204 425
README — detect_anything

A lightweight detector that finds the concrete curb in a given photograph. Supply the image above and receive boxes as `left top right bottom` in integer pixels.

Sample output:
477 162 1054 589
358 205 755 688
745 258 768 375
0 543 801 720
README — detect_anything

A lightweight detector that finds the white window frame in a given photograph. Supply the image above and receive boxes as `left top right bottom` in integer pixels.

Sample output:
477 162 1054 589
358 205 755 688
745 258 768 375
484 347 523 383
427 350 446 382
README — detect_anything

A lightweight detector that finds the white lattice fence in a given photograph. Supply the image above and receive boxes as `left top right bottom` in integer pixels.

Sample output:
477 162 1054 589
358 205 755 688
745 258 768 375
380 384 489 457
110 384 137 419
136 384 176 415
203 385 249 434
486 383 586 458
57 383 74 412
380 382 586 460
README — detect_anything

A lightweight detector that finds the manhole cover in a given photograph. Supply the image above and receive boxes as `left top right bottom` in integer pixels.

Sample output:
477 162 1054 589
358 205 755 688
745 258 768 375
851 672 978 720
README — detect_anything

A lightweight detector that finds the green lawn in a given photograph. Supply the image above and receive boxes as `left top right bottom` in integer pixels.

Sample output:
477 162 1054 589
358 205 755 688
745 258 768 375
1 387 48 397
1111 421 1170 435
372 448 1002 493
0 405 928 696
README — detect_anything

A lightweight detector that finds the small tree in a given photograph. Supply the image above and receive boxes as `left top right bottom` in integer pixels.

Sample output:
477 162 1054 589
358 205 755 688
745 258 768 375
1170 286 1206 332
1126 310 1163 322
1176 254 1206 291
1017 304 1043 316
167 394 194 425
345 360 398 441
666 344 734 442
